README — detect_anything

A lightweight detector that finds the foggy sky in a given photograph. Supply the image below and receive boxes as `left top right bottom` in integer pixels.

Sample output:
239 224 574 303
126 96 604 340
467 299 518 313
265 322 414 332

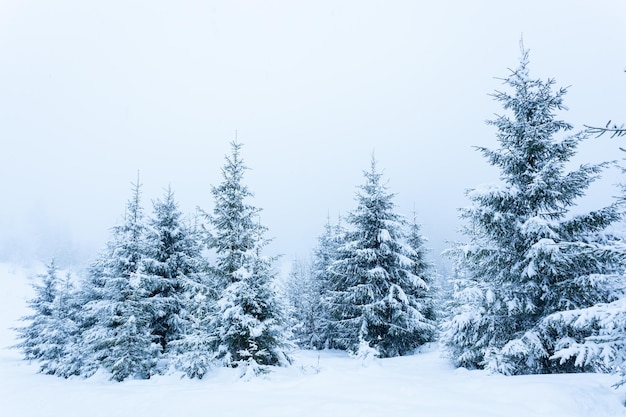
1 1 625 270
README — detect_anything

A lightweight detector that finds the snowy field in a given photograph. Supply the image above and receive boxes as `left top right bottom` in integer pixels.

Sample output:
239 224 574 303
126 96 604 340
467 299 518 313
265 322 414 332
1 263 625 417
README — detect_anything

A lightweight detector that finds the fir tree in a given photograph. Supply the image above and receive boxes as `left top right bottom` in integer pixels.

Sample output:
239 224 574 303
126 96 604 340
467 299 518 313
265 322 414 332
13 260 82 377
313 215 346 349
80 179 160 381
208 141 290 373
14 260 59 362
49 270 84 377
283 257 324 349
442 47 625 375
327 157 437 357
404 212 438 346
143 186 205 353
162 209 216 379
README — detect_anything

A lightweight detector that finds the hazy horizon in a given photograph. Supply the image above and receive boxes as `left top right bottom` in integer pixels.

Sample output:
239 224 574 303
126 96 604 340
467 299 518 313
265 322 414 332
1 1 625 272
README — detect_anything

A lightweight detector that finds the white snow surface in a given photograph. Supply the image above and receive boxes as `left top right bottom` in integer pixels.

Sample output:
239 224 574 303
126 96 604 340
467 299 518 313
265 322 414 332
2 263 626 417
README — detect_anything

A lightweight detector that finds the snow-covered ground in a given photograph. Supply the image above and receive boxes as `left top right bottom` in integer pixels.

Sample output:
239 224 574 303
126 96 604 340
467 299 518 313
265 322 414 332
1 263 625 417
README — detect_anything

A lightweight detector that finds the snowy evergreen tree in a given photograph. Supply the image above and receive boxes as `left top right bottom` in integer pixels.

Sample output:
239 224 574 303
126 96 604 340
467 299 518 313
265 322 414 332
49 270 85 377
142 186 205 354
442 47 626 375
404 212 438 345
80 180 160 381
169 288 215 379
167 213 217 379
327 157 437 357
13 260 82 377
283 257 324 349
313 215 346 349
208 141 290 373
14 260 59 362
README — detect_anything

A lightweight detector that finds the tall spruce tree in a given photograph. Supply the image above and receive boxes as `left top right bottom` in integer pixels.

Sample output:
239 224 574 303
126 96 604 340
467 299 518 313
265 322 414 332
80 179 160 381
143 186 205 354
144 202 215 379
208 141 290 373
327 157 437 357
442 47 625 375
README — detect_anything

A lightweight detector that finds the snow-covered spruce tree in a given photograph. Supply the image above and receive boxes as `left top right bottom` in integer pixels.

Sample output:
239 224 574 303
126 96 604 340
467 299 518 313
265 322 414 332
13 260 82 377
312 215 346 349
405 212 438 344
80 180 160 381
14 260 59 363
169 287 215 379
142 186 206 354
208 141 290 373
49 270 85 376
144 193 215 379
284 215 349 350
327 157 437 357
283 257 325 349
442 48 626 375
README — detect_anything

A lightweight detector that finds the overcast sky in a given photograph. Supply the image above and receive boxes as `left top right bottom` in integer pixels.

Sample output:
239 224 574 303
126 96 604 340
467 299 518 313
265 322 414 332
1 1 625 270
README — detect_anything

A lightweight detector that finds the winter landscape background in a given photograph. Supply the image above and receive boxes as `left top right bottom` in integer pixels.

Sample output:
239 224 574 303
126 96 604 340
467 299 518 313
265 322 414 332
3 1 626 416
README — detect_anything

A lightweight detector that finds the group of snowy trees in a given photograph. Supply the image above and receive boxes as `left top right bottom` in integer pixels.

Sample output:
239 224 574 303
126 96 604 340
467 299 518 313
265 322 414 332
15 143 291 380
14 45 626 384
283 159 438 358
15 143 438 381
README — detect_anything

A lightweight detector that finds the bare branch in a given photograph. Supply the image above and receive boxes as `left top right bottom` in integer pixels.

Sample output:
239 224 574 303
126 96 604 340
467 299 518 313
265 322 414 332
584 121 626 138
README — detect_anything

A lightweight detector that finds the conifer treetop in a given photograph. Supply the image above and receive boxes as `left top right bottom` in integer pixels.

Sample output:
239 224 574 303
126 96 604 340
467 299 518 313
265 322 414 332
209 141 267 278
469 47 609 225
